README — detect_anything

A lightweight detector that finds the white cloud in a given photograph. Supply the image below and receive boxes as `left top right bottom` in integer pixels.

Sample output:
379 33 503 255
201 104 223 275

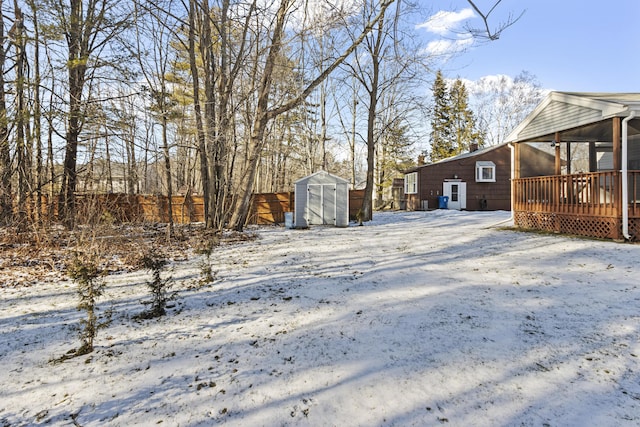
416 8 476 60
416 8 476 36
422 36 473 58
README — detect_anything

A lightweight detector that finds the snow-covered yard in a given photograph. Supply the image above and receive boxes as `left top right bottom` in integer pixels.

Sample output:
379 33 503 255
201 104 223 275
1 210 639 426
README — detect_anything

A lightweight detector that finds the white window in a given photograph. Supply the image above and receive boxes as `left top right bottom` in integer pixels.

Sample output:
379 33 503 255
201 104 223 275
476 161 496 182
404 172 417 194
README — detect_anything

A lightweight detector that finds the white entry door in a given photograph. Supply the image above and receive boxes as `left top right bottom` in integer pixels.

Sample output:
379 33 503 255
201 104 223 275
443 181 467 210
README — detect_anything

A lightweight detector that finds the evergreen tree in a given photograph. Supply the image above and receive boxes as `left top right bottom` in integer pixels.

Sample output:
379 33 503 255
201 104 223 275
449 78 483 155
429 71 453 161
68 253 106 357
430 71 483 162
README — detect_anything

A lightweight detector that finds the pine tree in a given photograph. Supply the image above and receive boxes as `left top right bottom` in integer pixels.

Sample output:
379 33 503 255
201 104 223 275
429 71 453 161
68 253 106 357
449 78 482 155
430 72 483 162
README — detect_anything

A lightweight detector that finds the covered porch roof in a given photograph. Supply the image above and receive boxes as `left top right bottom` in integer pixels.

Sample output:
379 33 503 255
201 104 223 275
505 92 640 143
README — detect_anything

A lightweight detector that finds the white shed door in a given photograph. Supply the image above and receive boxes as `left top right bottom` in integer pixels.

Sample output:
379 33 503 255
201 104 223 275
307 184 337 225
443 182 467 210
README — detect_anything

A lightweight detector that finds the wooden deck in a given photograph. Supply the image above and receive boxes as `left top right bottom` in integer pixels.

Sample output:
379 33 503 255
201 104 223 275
513 171 640 240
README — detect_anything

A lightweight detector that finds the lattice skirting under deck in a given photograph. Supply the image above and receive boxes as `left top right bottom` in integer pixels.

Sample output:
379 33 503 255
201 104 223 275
513 211 635 241
628 218 640 242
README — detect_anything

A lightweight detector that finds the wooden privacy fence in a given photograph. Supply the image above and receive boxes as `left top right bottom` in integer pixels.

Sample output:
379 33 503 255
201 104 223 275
25 194 204 225
25 190 365 226
249 190 365 225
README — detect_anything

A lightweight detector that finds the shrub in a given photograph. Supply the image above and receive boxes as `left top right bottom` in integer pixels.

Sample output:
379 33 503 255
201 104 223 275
136 249 172 319
196 233 220 285
52 252 107 363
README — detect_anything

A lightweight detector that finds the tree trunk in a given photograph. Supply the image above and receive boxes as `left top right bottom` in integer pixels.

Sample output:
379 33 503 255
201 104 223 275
0 0 10 225
161 113 174 236
228 0 291 231
13 4 29 228
30 0 44 223
229 126 268 231
188 0 209 226
46 69 56 220
59 0 87 228
105 131 113 193
361 13 385 222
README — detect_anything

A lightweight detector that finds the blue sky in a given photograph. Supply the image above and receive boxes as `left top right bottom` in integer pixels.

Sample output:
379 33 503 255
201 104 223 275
416 0 640 92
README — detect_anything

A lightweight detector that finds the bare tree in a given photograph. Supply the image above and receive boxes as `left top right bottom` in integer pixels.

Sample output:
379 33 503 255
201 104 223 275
186 0 209 219
55 0 132 228
0 0 12 225
333 69 362 189
176 0 259 230
470 71 544 146
340 0 426 220
228 0 396 231
134 0 180 236
27 0 45 223
359 1 385 222
12 3 30 226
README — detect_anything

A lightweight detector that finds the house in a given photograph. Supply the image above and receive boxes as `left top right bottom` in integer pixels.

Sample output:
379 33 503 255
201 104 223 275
294 171 350 228
76 159 140 194
403 142 556 211
506 92 640 241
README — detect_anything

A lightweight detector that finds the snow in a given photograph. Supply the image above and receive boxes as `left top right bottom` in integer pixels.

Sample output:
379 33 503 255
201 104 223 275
1 210 640 426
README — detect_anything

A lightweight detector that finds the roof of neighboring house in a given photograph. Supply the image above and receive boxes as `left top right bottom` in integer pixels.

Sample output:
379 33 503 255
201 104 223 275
405 143 509 174
77 159 128 178
506 92 640 144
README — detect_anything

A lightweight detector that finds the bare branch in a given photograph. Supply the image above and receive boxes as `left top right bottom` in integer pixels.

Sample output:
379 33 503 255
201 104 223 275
465 0 524 41
267 0 396 119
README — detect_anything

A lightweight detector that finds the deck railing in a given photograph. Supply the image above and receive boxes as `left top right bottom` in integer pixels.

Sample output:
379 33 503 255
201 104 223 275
504 170 640 241
513 171 640 240
513 171 639 217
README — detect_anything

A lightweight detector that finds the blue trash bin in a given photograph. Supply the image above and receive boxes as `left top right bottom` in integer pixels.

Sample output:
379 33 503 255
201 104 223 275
438 196 449 209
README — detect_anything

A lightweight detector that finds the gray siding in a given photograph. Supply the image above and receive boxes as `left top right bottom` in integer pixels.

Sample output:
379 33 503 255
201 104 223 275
294 171 349 228
518 100 603 141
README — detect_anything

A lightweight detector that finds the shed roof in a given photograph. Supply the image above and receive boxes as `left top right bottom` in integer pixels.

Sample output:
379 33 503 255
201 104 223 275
294 170 350 185
505 92 640 144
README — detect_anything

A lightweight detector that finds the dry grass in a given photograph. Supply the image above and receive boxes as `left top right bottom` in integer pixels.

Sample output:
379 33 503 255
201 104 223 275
0 223 258 288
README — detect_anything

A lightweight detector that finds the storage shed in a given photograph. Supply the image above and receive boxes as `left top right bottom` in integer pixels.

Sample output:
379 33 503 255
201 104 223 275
294 171 349 228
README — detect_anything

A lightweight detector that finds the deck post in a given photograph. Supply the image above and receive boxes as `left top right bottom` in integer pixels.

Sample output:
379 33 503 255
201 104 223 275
554 132 561 175
514 143 521 179
613 117 622 239
553 133 562 216
613 117 621 172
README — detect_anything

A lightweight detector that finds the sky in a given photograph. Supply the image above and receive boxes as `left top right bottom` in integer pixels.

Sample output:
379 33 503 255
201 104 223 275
416 0 640 92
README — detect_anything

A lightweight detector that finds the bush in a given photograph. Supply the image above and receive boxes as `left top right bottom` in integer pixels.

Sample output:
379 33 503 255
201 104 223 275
136 249 172 319
196 233 220 285
52 252 107 363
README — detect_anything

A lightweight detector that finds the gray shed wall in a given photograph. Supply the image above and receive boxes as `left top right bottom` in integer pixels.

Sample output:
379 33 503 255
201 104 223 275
294 171 349 228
